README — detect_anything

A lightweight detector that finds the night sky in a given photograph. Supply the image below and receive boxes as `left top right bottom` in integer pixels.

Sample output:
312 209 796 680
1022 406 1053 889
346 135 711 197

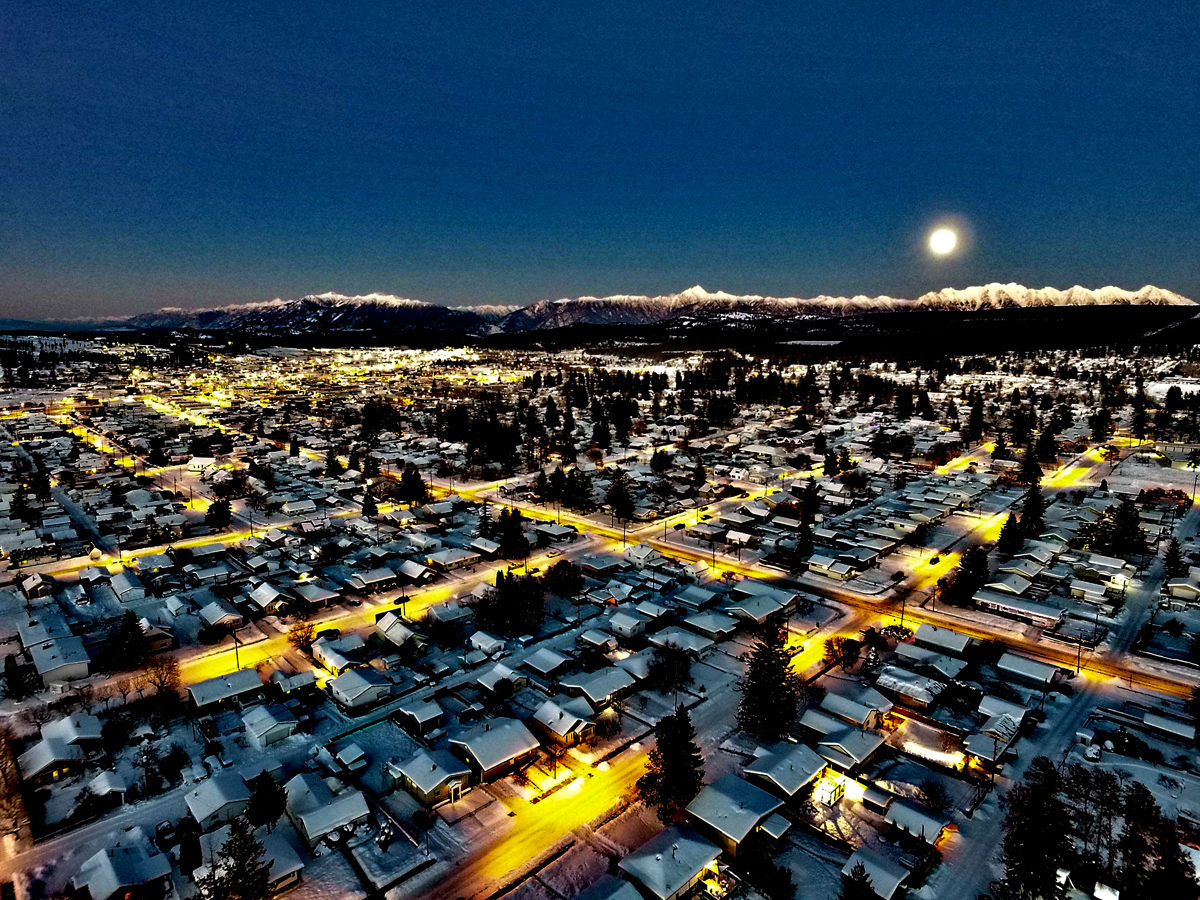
2 2 1197 318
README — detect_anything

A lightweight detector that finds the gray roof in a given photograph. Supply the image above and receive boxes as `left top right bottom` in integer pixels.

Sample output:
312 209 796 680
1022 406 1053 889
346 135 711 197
842 848 908 900
685 774 782 843
188 669 263 707
744 743 827 797
73 845 170 900
392 749 470 796
618 827 720 900
450 718 540 771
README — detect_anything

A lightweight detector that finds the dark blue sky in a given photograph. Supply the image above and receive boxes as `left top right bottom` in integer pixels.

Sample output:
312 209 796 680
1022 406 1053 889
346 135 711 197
2 2 1197 317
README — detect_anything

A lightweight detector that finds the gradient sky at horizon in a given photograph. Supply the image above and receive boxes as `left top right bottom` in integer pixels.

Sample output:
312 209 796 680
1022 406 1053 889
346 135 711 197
1 2 1198 318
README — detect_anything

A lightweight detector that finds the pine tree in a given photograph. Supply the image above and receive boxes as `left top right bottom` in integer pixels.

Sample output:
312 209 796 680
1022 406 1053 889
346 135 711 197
1019 444 1042 487
1001 757 1073 900
196 816 270 900
245 772 286 833
636 709 704 823
605 471 635 522
996 513 1024 556
838 861 875 900
968 398 985 443
823 452 840 477
361 491 378 517
690 460 707 488
737 615 799 742
1021 488 1046 539
1110 499 1147 557
325 448 343 478
1164 537 1187 579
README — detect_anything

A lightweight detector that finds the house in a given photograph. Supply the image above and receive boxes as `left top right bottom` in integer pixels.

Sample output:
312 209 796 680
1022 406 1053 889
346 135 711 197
185 771 251 832
807 554 856 580
375 611 415 647
997 651 1058 689
685 774 788 857
624 543 664 570
799 709 887 772
109 570 146 602
284 772 371 848
531 696 594 747
246 581 290 614
743 743 827 800
427 548 481 571
312 633 366 674
608 610 648 639
450 718 541 781
71 845 171 900
29 636 90 686
241 704 299 749
18 737 82 785
198 599 243 630
196 826 304 896
328 668 392 709
618 827 722 900
885 797 951 845
559 667 637 710
469 631 506 656
188 669 264 712
522 647 570 678
347 567 397 593
388 749 472 806
395 697 445 736
841 848 909 900
42 713 103 752
913 624 971 656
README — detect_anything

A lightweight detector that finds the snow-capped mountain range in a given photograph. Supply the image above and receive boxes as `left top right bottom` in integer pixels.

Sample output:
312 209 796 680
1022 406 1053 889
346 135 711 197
57 283 1194 336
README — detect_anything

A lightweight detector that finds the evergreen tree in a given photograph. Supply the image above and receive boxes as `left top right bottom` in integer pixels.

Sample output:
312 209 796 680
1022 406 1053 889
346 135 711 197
398 464 429 504
801 478 820 521
533 469 550 500
605 471 636 522
1001 757 1073 900
823 451 840 477
968 398 986 443
1021 488 1046 539
1019 444 1042 487
496 508 529 559
690 459 707 488
915 390 936 420
838 861 875 900
361 491 378 517
325 448 343 478
195 816 270 900
1164 536 1187 579
245 772 286 833
636 709 705 823
737 615 799 742
205 498 233 529
1110 499 1147 557
1119 781 1197 896
996 512 1024 556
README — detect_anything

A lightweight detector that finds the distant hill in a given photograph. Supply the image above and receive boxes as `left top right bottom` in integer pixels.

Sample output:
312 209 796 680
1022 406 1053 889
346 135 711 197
8 283 1193 339
499 283 1193 331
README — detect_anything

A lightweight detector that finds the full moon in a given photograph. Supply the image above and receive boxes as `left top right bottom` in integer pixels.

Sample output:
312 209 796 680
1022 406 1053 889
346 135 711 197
929 227 957 256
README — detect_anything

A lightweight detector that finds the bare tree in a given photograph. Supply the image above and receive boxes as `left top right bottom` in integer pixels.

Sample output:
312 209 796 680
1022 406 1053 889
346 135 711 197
145 656 181 698
0 724 29 838
116 676 135 705
96 683 118 711
19 703 55 731
73 682 96 714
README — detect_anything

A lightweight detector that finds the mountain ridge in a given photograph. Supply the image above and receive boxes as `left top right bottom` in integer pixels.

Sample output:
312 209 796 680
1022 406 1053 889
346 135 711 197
14 284 1194 335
